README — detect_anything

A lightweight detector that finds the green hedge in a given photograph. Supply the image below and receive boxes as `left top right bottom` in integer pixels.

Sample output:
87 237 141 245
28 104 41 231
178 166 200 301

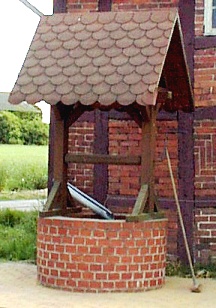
0 111 49 145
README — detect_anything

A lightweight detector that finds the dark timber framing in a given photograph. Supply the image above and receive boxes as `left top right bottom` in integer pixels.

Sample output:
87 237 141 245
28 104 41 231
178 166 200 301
178 0 195 264
53 0 67 13
93 0 112 203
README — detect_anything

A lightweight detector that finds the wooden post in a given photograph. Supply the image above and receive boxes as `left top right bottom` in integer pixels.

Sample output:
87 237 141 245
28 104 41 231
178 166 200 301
93 110 109 204
49 105 68 211
140 106 157 212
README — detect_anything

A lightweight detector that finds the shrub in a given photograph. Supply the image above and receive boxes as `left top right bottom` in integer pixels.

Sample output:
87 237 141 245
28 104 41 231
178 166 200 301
0 209 38 261
0 111 22 144
0 111 49 145
0 208 25 227
21 118 49 145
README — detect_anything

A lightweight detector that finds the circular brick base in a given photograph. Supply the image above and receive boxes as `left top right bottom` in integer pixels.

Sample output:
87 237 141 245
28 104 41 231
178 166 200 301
37 216 167 292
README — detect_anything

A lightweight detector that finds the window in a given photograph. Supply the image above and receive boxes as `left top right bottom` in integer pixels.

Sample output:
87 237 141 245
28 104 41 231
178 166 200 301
204 0 216 35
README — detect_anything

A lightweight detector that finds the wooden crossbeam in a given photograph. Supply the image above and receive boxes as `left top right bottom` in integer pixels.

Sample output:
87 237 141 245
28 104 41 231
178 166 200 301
65 153 141 165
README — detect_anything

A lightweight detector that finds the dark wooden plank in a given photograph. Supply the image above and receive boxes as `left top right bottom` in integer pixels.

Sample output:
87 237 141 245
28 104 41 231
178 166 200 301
179 0 195 82
93 110 109 204
195 36 216 50
98 0 112 11
53 0 67 13
65 153 141 165
66 104 87 128
48 106 55 193
126 212 166 222
39 208 80 218
125 106 143 128
95 0 112 203
177 110 195 264
50 105 68 211
195 106 216 120
132 184 148 215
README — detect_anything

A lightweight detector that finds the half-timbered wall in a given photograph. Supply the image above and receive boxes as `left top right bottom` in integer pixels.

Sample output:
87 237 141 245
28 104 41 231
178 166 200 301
194 0 216 263
54 0 216 263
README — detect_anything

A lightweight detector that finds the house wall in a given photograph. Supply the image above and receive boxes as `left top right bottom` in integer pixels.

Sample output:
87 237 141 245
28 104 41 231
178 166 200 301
61 0 216 263
194 0 216 263
65 0 180 260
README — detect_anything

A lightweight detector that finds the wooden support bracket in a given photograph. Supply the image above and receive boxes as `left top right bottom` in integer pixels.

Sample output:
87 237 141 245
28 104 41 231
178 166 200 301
43 180 61 211
132 184 149 216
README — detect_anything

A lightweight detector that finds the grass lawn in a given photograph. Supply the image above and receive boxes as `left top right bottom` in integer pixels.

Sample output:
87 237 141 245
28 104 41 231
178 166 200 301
0 145 48 200
0 144 48 162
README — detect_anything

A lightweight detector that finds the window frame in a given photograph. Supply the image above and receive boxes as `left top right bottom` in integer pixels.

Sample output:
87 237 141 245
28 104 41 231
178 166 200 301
204 0 216 35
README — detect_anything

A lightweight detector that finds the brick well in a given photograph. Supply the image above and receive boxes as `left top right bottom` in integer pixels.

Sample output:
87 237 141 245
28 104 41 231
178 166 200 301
37 217 167 292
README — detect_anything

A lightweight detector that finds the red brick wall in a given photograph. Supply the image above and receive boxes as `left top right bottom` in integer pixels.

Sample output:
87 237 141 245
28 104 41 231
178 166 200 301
108 119 178 199
194 49 216 107
68 122 94 194
67 0 98 12
194 0 216 107
195 208 216 264
37 217 167 292
63 0 216 264
195 0 204 36
66 0 179 13
193 0 216 264
112 0 178 11
68 119 178 199
194 119 216 198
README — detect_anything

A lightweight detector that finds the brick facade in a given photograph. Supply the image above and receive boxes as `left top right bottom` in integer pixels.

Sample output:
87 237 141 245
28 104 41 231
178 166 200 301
195 208 216 264
194 119 216 198
37 217 167 292
54 0 216 264
194 0 216 263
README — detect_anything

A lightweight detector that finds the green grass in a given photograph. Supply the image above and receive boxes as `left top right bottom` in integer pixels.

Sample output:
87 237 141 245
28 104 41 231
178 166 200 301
0 145 48 194
0 209 38 261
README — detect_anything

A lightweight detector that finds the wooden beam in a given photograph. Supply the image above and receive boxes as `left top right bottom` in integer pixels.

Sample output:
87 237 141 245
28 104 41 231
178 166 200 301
126 212 166 222
43 180 61 211
132 184 148 215
65 153 141 165
49 105 68 211
39 208 81 218
66 104 87 128
140 106 158 212
98 0 112 11
93 110 109 204
53 0 67 13
125 106 143 128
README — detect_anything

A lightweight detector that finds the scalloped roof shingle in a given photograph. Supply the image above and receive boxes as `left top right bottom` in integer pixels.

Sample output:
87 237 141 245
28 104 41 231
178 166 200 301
9 10 192 109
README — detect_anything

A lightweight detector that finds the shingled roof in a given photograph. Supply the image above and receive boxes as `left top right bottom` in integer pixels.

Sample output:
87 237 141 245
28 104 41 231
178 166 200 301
9 9 193 111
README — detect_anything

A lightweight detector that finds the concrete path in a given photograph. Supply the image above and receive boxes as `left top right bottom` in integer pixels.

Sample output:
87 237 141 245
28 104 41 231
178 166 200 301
0 262 216 308
0 199 45 211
